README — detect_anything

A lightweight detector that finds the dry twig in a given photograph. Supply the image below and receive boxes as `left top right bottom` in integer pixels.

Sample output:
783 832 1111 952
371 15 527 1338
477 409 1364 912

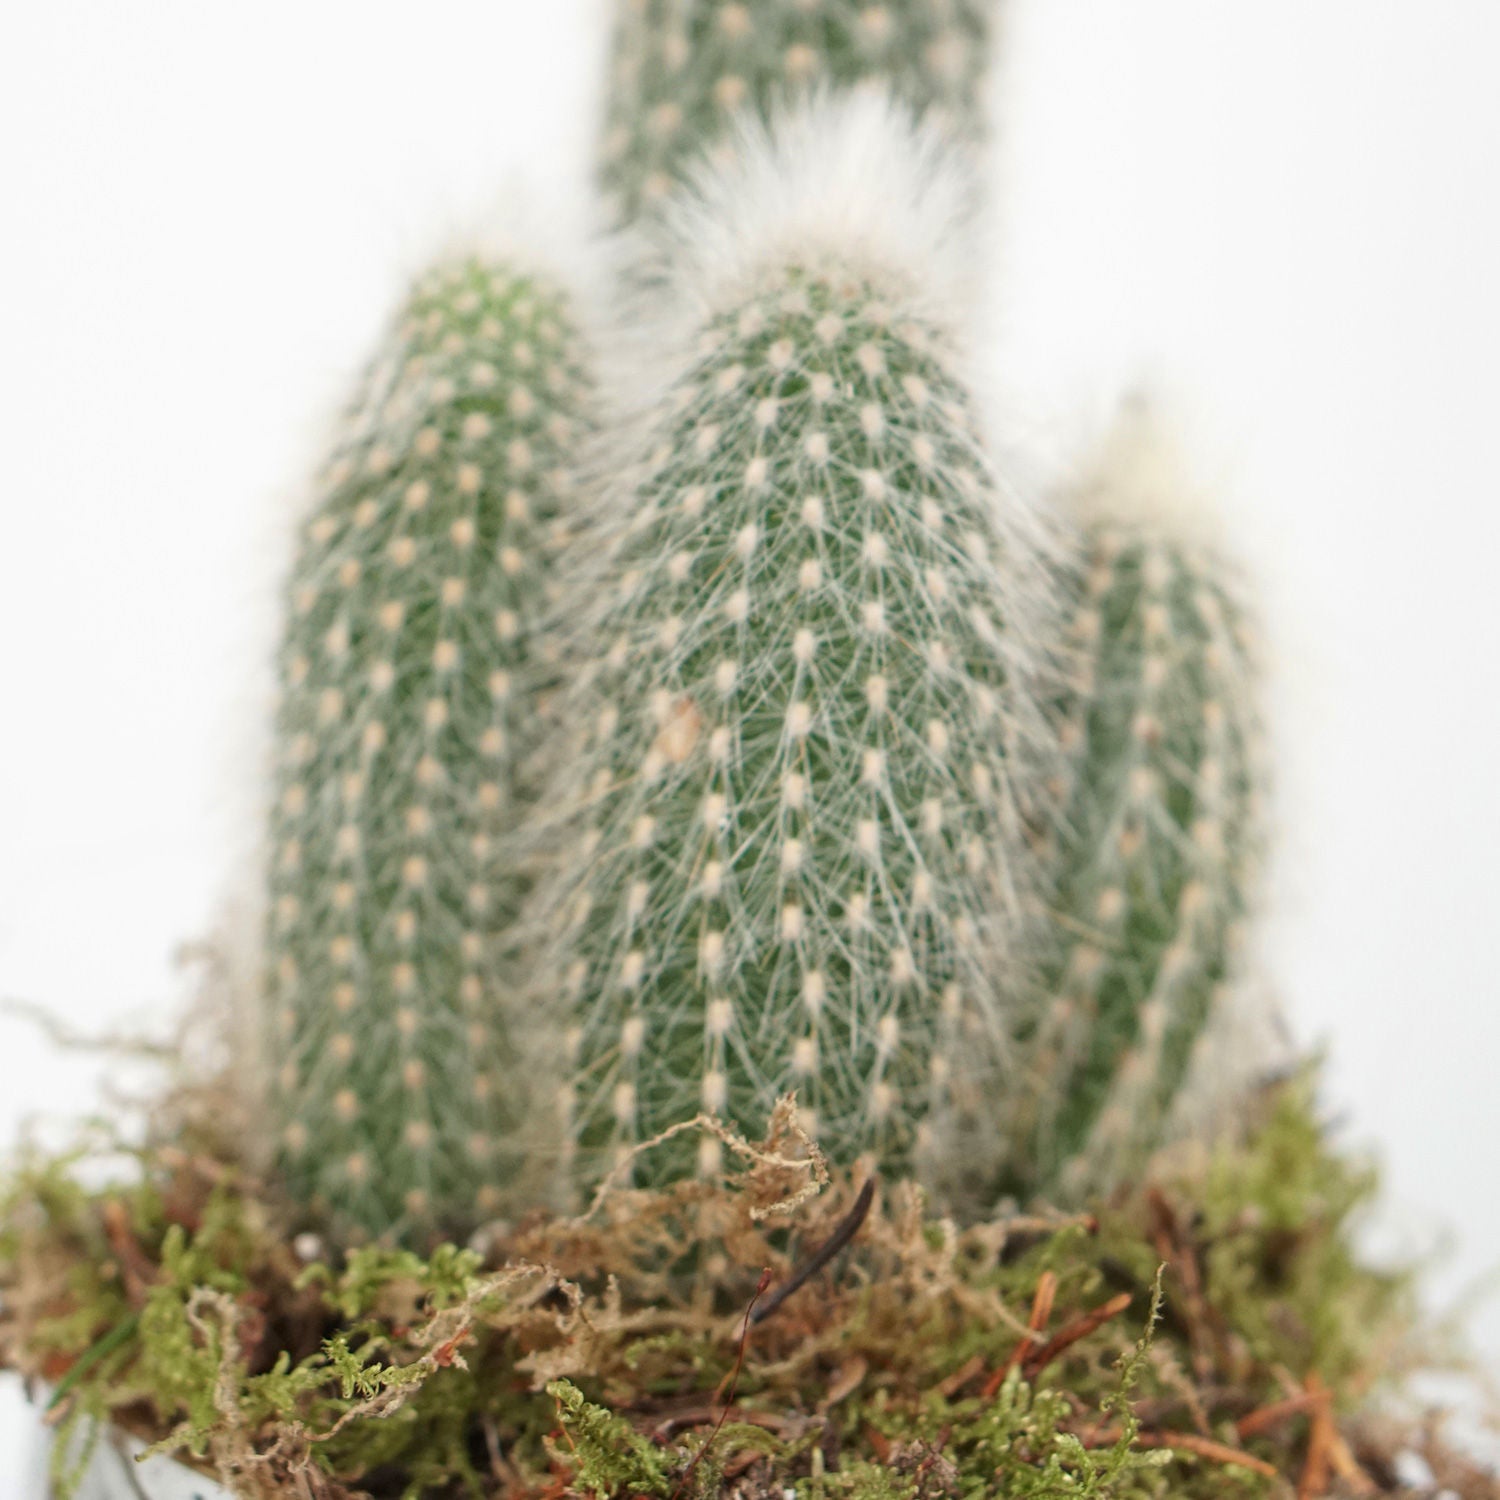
980 1270 1058 1399
752 1176 876 1325
1024 1292 1134 1381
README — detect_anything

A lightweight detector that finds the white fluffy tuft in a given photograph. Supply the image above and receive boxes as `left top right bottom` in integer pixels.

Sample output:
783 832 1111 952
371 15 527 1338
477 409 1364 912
641 89 982 340
397 176 610 335
1066 393 1233 546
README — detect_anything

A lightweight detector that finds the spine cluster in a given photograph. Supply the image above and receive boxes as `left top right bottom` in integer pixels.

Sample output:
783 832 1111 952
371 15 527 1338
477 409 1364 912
528 255 1050 1196
600 0 995 220
1008 421 1265 1199
264 258 590 1243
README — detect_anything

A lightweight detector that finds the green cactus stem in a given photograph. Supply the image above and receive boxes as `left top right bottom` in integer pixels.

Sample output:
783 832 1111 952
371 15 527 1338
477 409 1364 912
1010 412 1266 1200
524 103 1054 1199
263 255 592 1244
600 0 997 221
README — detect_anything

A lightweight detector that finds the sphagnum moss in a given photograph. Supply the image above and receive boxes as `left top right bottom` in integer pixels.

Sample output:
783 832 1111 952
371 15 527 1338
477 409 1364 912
2 1077 1471 1500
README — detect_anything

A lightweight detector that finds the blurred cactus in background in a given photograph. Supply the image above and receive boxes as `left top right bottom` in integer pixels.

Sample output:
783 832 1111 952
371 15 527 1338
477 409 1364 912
1003 409 1266 1200
264 257 591 1244
600 0 997 222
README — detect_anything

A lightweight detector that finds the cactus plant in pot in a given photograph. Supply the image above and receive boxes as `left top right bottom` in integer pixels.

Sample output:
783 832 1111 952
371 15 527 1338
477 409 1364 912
3 4 1493 1499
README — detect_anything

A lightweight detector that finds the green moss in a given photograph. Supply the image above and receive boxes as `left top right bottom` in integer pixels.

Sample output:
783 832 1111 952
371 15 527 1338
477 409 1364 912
547 1380 671 1497
0 1076 1477 1499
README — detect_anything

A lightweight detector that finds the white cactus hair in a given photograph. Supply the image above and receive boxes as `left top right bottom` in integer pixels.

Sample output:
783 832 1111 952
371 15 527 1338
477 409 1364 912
606 89 985 411
1064 390 1240 552
1165 967 1297 1145
399 177 610 336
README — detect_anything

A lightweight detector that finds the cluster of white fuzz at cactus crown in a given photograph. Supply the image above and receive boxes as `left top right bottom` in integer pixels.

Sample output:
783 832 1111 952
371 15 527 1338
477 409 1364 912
611 91 990 405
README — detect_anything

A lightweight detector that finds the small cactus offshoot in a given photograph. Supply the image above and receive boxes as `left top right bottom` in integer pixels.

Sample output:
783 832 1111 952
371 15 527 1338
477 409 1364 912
1008 412 1265 1200
264 256 591 1244
525 102 1054 1198
600 0 996 222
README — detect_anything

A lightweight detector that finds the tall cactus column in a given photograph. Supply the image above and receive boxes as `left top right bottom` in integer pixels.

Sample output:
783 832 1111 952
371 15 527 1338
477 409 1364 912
1010 411 1266 1199
600 0 997 220
525 100 1056 1199
265 257 592 1245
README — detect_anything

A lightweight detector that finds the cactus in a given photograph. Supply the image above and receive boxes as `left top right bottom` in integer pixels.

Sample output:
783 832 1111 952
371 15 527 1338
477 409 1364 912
1006 412 1265 1200
524 100 1054 1197
600 0 996 222
264 255 592 1244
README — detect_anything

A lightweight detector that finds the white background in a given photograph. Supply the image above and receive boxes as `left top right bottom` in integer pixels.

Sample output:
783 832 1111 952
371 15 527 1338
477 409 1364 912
1 0 1497 1484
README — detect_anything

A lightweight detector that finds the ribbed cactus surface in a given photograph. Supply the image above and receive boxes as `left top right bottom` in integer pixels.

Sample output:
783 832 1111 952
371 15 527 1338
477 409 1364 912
1010 424 1263 1199
601 0 995 220
531 261 1047 1195
264 257 591 1243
